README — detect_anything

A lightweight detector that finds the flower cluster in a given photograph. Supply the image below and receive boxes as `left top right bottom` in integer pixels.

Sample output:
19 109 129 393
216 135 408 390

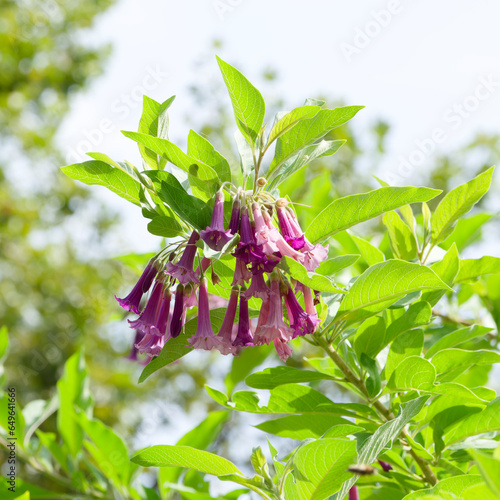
116 187 328 362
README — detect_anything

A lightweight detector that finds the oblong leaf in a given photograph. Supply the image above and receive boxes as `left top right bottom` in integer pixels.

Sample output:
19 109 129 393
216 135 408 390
306 186 441 244
267 105 321 146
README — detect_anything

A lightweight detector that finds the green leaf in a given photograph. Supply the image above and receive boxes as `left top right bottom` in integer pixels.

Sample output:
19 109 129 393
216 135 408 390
468 448 500 497
86 152 142 183
145 170 212 231
456 256 500 282
431 349 500 382
61 160 142 206
278 256 346 294
122 132 220 200
461 482 499 500
267 139 345 190
385 329 424 381
293 438 357 500
316 255 360 276
56 351 91 458
138 95 175 169
216 56 265 146
306 186 441 244
335 261 450 326
420 244 460 306
131 445 242 476
206 383 372 419
270 106 363 172
383 210 418 260
431 167 494 245
387 356 435 391
138 309 227 383
187 130 231 183
255 415 362 440
360 353 381 398
338 397 429 499
147 216 184 238
77 412 130 487
245 366 336 390
234 130 255 181
348 233 385 266
353 316 386 359
402 475 483 499
425 325 493 359
267 105 321 146
441 213 492 251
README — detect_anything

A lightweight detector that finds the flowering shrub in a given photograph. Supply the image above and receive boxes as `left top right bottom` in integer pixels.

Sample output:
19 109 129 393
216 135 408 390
4 57 499 500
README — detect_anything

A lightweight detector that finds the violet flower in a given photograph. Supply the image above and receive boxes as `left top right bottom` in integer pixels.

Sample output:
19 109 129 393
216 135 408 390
349 486 359 500
166 231 200 284
232 208 266 264
149 288 172 337
135 331 166 357
378 460 392 472
254 274 293 345
273 338 293 362
284 285 319 338
243 270 270 300
170 284 185 338
217 286 239 355
253 203 279 254
115 261 157 314
128 280 164 332
277 205 305 250
200 191 233 250
233 288 254 347
228 198 241 235
127 330 144 360
232 258 252 286
188 277 222 350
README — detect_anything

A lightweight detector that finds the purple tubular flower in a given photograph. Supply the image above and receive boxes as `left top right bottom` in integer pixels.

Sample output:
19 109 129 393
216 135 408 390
254 275 293 345
166 231 200 284
232 258 252 286
253 203 279 254
277 205 305 250
233 289 254 347
233 208 266 264
115 261 157 314
135 331 165 357
128 280 164 332
200 191 233 250
378 460 392 472
170 284 185 338
284 286 319 338
149 288 172 337
349 486 359 500
188 277 222 350
228 198 241 235
217 286 239 355
243 271 270 300
127 330 144 360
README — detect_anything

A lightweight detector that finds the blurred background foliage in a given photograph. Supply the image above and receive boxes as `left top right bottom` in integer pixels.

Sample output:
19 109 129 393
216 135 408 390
1 4 499 493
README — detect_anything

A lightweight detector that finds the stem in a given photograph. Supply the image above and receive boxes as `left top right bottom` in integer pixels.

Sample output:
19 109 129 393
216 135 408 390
315 336 438 486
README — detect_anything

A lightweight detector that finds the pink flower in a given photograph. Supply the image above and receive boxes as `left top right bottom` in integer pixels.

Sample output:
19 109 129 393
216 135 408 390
233 208 266 264
277 205 305 250
115 261 157 314
253 203 279 254
284 286 320 338
200 190 233 250
233 290 254 347
135 331 166 357
128 280 164 332
188 277 222 350
349 486 359 500
243 271 270 300
254 275 293 345
273 338 293 362
232 258 252 286
148 289 172 337
166 231 200 284
217 286 239 355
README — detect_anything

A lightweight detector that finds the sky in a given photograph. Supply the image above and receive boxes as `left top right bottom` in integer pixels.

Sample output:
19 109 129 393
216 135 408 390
57 0 500 255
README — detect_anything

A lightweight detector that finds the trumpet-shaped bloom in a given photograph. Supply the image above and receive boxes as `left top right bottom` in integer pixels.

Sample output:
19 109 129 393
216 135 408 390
166 231 200 284
243 271 270 300
135 331 166 357
128 280 164 332
233 290 254 347
254 276 293 345
228 198 241 235
200 191 233 250
273 338 293 362
233 208 265 264
232 258 252 286
217 286 239 355
253 203 279 254
170 284 185 338
277 206 305 250
284 286 320 337
188 277 222 350
115 261 157 314
148 289 172 337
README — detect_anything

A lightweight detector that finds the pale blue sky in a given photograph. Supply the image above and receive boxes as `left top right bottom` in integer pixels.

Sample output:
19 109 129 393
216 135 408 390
57 0 500 254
